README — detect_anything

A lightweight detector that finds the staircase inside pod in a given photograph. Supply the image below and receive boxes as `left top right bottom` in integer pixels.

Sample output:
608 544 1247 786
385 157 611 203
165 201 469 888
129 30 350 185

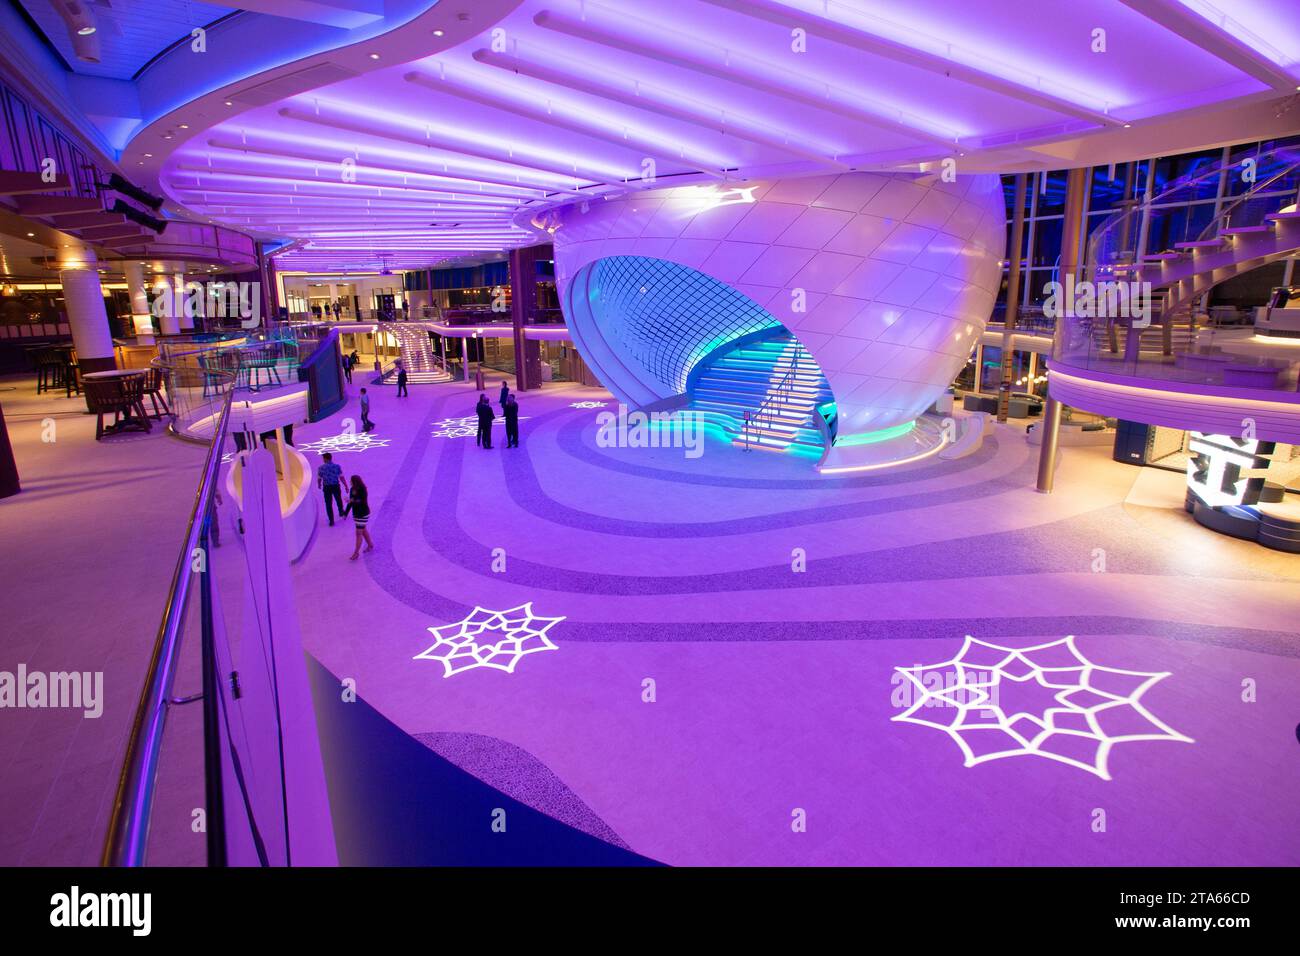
689 333 835 453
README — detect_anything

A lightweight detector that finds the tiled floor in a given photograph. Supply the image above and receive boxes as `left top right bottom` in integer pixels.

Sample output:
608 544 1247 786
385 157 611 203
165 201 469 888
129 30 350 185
3 371 1298 866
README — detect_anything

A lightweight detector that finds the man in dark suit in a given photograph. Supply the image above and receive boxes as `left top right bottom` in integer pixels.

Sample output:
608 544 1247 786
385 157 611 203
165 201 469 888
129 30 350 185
498 379 510 409
475 393 495 449
504 393 520 448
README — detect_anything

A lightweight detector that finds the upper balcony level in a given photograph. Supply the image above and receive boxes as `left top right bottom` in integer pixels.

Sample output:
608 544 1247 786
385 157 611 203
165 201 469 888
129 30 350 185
1047 146 1300 443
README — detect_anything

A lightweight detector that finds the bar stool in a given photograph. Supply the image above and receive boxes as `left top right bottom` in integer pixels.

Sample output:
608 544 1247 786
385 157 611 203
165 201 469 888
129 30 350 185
35 349 64 394
60 353 81 398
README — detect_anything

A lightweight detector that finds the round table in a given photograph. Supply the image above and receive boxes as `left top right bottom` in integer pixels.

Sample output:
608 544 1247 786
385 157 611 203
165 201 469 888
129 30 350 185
82 369 147 380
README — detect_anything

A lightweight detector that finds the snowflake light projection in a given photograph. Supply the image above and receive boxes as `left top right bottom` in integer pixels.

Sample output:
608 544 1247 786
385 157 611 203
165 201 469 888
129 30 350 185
892 636 1193 780
296 431 391 455
431 414 531 439
570 401 608 409
413 603 564 677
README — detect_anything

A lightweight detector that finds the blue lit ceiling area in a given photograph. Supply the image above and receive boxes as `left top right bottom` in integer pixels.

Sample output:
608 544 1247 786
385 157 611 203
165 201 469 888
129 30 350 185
564 255 788 406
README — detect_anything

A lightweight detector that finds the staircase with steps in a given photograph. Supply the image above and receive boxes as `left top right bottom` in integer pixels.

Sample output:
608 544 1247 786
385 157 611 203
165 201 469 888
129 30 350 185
1071 148 1300 368
689 333 835 453
1090 148 1300 329
377 322 453 384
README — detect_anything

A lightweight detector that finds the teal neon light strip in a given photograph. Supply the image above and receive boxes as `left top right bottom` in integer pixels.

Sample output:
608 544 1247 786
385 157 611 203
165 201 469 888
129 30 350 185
834 421 916 447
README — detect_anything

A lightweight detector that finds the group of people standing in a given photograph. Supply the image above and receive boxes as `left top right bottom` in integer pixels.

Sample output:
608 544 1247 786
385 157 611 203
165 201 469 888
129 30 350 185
314 372 523 563
316 452 374 560
475 379 522 449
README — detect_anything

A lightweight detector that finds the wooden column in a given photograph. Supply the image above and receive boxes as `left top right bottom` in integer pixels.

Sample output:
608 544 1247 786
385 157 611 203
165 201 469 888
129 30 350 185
509 245 547 391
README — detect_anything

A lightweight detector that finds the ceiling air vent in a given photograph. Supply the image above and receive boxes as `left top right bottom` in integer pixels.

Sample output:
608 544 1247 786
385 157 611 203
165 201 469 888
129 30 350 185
228 63 358 106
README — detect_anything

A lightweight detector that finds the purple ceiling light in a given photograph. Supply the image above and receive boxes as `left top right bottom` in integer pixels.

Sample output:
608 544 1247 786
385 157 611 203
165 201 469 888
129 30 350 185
134 0 1300 273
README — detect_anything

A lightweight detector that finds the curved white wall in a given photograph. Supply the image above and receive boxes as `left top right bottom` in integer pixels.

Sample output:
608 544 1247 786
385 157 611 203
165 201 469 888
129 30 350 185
546 172 1005 436
226 443 318 562
1049 367 1300 443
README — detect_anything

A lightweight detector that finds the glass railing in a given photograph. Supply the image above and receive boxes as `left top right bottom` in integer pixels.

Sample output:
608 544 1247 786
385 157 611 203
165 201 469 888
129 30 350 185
101 367 236 865
1088 145 1300 280
1050 317 1300 393
150 353 237 442
103 361 325 865
1198 156 1300 241
1052 147 1300 395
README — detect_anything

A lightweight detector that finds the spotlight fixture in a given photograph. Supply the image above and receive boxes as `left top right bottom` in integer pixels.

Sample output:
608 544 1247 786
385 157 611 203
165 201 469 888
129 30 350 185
109 199 169 234
54 1 100 62
102 173 165 210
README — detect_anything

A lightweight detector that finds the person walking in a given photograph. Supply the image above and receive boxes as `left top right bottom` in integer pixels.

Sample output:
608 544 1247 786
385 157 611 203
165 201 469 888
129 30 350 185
317 452 348 527
504 393 520 448
396 360 409 398
342 351 352 385
475 393 495 449
360 387 375 432
341 475 374 560
498 378 510 409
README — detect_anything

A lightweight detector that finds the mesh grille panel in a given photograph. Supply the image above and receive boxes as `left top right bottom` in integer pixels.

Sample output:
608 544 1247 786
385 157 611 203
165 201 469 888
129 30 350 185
586 256 780 393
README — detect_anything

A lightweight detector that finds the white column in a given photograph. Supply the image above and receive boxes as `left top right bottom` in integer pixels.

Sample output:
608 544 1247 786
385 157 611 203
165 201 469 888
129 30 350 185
58 247 116 373
146 265 180 335
178 272 196 332
124 262 156 341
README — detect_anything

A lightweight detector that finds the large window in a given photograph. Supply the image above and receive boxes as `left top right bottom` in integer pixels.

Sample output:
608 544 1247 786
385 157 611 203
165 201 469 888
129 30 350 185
997 133 1300 313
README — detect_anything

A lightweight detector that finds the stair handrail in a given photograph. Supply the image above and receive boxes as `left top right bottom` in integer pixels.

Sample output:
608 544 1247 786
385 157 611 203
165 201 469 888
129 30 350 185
1087 145 1300 281
741 358 800 449
1064 146 1300 367
383 319 450 374
1195 155 1300 243
1088 164 1222 280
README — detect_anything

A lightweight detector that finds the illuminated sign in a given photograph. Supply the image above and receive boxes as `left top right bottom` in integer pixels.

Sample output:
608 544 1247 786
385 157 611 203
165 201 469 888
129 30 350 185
1186 432 1274 507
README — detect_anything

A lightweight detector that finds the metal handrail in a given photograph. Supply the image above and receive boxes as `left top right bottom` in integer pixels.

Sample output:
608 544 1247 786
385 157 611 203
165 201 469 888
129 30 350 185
377 320 450 376
1197 158 1300 241
742 361 799 450
101 385 235 866
1088 146 1300 277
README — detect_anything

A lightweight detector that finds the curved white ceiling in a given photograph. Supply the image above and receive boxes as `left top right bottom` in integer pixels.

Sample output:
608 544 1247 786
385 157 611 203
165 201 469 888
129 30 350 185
137 0 1300 272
